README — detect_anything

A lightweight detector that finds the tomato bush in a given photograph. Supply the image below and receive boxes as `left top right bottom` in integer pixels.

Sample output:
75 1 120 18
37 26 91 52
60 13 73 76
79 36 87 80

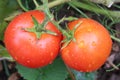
4 10 62 68
61 18 112 72
1 0 120 80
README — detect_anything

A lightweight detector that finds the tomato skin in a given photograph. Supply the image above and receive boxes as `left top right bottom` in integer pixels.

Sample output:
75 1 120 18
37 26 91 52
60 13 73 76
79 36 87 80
61 18 112 72
4 10 62 68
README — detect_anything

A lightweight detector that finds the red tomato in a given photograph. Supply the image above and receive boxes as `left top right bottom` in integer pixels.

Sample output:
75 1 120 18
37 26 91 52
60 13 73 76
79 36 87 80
61 18 112 72
4 10 62 68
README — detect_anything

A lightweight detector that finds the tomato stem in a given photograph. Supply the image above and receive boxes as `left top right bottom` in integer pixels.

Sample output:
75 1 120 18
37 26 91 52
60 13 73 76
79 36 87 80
58 17 78 24
41 0 83 49
24 15 57 39
41 0 75 47
41 0 68 34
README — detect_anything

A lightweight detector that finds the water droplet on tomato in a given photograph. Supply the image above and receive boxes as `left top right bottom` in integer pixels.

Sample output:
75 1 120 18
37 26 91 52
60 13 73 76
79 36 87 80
80 70 84 72
74 63 78 66
92 41 96 46
27 60 30 63
86 69 89 72
50 52 54 57
71 54 74 57
91 61 95 65
88 64 92 68
49 61 53 64
87 28 92 32
64 50 70 57
41 60 45 63
66 50 69 53
52 41 55 44
79 40 84 48
21 57 25 59
14 56 18 60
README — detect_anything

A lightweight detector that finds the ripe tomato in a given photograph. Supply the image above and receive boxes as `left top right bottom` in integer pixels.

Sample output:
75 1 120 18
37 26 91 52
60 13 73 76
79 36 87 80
61 18 112 72
4 10 62 68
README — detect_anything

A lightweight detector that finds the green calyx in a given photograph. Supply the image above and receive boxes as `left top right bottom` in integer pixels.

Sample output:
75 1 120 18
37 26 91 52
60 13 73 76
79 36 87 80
24 16 57 39
61 21 82 49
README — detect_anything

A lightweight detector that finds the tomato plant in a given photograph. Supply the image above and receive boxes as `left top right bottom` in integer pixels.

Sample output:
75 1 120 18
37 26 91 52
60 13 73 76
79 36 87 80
4 10 62 68
61 18 112 72
1 0 120 80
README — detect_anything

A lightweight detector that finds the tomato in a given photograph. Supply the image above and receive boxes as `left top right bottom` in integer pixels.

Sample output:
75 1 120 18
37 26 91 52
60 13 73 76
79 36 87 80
4 10 62 68
61 18 112 72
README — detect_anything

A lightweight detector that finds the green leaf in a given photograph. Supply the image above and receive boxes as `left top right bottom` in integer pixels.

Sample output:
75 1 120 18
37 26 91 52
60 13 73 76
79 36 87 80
16 64 41 80
40 58 68 80
0 0 18 22
16 58 68 80
72 70 97 80
0 21 8 40
0 45 12 60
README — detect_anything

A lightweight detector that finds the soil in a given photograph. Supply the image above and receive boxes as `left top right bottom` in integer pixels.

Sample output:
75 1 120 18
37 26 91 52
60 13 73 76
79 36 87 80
0 4 120 80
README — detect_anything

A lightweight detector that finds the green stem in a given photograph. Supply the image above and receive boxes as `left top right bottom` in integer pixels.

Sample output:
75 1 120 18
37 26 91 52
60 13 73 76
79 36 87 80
66 65 76 80
90 0 120 7
90 0 120 3
90 0 114 7
37 0 120 20
68 2 88 18
106 63 120 72
33 0 40 8
36 0 71 10
41 0 68 36
17 0 120 20
69 1 109 17
17 0 29 11
3 60 10 77
58 17 78 24
111 35 120 43
4 10 22 21
47 0 71 8
68 0 120 20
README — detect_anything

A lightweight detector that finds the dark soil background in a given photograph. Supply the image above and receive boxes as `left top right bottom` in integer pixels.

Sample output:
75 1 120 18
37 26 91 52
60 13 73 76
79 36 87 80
0 4 120 80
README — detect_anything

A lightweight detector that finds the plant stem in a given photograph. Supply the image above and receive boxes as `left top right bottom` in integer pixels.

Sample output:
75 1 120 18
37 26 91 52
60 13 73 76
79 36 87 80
17 0 120 21
36 0 71 10
90 0 114 7
39 0 120 20
68 2 88 18
68 1 120 20
111 35 120 43
17 0 29 11
106 63 120 72
4 10 23 21
66 65 76 80
41 0 68 36
107 60 119 70
90 0 120 3
90 0 120 7
33 0 40 8
3 60 10 77
47 0 71 8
